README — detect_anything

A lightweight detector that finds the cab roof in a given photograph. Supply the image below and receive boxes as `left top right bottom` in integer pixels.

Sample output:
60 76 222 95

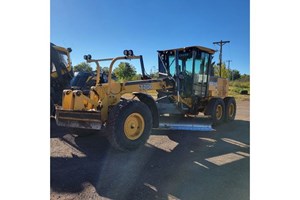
157 45 216 54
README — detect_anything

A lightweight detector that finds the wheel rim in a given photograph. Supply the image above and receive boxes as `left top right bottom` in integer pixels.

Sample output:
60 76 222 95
228 103 235 118
124 113 145 140
216 105 223 120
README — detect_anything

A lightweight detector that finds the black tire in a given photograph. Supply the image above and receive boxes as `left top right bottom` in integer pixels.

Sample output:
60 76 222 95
224 97 236 121
50 98 55 117
107 100 153 151
204 98 225 125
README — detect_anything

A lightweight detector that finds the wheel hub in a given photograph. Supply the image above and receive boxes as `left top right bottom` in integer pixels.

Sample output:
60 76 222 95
124 113 145 140
216 105 223 120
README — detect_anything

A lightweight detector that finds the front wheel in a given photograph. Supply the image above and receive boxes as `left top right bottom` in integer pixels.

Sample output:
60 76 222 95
107 100 153 151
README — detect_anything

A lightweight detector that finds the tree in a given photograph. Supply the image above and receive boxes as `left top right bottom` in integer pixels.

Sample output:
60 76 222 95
230 69 241 80
214 63 230 78
150 72 159 79
150 66 159 79
240 74 250 82
132 74 142 80
102 67 109 74
113 62 137 81
74 62 93 72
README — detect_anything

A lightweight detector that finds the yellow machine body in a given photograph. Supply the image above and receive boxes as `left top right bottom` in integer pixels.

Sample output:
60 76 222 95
55 46 236 152
56 54 173 130
60 79 170 121
208 78 229 98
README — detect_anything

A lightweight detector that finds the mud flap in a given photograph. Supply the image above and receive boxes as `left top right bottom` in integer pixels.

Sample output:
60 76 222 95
156 116 215 131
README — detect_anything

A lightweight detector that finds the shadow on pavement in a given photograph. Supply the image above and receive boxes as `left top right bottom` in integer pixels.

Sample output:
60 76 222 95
51 119 249 200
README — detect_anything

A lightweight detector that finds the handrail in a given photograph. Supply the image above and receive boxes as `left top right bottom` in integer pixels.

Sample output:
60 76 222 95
86 55 143 94
107 55 142 95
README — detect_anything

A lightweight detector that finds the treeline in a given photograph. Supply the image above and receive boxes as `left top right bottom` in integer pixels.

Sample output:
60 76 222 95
74 62 159 82
213 63 249 82
74 62 139 81
74 61 249 82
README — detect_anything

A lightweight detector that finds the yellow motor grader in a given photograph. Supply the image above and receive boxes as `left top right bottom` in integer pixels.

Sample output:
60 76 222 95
55 46 236 151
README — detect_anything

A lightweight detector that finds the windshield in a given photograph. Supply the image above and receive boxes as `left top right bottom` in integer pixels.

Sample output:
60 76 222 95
58 51 68 68
158 49 210 76
51 49 69 73
158 47 211 97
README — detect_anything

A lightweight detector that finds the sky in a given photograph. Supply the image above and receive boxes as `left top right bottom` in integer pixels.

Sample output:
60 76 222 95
51 0 249 75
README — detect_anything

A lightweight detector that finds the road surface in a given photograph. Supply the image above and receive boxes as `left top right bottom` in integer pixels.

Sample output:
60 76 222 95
51 99 250 200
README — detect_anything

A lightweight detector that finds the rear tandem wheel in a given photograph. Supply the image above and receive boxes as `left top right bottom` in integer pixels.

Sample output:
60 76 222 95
224 97 236 121
204 98 225 125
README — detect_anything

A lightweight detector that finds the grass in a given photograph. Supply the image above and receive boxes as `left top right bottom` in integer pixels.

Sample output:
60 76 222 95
228 80 250 101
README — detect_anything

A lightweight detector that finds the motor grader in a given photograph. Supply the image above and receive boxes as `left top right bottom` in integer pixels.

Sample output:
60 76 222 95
55 46 236 151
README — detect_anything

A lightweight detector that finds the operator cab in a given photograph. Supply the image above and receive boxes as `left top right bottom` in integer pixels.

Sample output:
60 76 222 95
158 46 215 98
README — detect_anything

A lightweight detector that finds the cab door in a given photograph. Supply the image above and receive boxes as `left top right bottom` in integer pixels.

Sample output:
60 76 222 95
192 51 210 98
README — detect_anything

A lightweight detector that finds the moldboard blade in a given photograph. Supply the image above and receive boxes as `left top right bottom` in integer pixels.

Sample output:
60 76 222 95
157 116 215 131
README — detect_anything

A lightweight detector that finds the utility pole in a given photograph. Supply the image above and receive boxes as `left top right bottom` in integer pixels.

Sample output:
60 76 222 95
226 60 232 80
213 40 230 77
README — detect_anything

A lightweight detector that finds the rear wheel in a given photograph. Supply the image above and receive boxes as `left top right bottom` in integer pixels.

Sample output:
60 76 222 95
224 97 236 121
107 100 152 151
204 98 225 125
